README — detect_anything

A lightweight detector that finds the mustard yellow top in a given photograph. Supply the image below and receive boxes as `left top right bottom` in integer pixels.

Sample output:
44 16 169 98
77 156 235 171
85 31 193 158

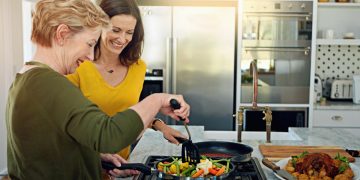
66 60 146 159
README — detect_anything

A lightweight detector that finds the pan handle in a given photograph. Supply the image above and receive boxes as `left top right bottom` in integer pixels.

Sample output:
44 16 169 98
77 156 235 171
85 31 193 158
101 161 152 175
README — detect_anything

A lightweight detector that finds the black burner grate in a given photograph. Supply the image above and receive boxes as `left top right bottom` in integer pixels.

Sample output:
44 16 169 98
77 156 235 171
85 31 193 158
136 156 266 180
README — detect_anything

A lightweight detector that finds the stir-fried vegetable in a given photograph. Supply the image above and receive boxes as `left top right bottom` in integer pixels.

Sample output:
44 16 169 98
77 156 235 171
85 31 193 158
215 166 226 176
157 156 231 178
192 169 204 178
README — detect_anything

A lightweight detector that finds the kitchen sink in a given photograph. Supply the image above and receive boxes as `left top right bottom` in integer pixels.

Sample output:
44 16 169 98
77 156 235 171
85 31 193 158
203 131 302 141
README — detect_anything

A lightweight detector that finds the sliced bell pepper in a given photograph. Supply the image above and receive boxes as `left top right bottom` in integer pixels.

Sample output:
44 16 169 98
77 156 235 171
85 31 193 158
208 168 218 175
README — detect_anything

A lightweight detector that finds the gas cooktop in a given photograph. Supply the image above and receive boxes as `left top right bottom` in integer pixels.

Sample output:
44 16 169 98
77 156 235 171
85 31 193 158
135 155 266 180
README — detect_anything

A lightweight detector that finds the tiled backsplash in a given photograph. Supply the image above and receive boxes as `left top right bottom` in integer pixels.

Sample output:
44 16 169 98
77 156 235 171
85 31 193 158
316 45 360 95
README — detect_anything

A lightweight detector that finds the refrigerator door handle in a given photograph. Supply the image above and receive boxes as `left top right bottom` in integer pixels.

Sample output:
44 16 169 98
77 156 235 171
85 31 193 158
165 37 171 93
172 37 178 94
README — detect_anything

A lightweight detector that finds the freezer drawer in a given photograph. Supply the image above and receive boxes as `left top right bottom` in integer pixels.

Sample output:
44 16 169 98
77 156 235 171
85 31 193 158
313 110 360 127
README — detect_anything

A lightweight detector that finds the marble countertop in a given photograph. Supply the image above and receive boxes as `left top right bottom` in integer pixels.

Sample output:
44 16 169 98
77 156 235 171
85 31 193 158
127 126 360 179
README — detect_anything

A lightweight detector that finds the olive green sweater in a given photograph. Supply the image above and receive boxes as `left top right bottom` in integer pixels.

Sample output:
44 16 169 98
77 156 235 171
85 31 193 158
6 66 144 179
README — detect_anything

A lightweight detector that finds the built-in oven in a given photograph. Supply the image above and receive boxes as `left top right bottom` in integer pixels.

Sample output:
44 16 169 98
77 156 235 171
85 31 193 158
240 0 313 105
242 0 312 42
140 69 164 101
139 69 172 124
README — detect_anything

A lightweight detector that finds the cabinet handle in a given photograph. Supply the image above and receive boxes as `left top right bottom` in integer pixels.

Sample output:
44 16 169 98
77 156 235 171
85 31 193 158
331 116 343 121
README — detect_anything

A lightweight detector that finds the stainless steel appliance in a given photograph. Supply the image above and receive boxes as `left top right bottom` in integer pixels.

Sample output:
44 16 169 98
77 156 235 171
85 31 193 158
140 4 236 130
242 1 312 42
140 69 164 101
329 79 353 99
314 75 322 102
240 0 312 105
353 75 360 104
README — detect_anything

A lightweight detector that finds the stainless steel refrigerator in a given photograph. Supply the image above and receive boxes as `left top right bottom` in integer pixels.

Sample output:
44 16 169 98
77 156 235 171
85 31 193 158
140 5 236 130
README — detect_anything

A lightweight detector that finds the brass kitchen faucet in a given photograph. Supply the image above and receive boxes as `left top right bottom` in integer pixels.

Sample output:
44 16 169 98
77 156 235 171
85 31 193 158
237 59 273 143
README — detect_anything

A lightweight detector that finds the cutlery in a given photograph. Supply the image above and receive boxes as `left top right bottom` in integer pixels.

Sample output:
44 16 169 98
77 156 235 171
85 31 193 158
262 158 295 180
170 99 200 165
346 149 360 157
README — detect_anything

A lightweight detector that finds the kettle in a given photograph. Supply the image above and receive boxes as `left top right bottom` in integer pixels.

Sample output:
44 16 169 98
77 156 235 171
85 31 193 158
314 75 322 102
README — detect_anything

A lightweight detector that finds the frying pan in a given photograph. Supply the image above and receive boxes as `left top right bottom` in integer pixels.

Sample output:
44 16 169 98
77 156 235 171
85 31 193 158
194 141 253 162
102 156 235 179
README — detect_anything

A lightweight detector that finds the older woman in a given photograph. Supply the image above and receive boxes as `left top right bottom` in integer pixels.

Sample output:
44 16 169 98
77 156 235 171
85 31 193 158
5 0 190 179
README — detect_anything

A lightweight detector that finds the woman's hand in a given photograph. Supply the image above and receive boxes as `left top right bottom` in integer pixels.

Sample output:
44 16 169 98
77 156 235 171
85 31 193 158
130 93 190 130
159 94 190 123
153 122 188 145
100 153 139 178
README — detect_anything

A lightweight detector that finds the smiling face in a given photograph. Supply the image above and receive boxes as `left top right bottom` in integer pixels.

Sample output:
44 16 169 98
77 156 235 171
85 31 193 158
64 27 101 74
100 14 137 56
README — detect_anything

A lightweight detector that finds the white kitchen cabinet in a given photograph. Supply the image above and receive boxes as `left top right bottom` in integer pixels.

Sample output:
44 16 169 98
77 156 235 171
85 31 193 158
313 109 360 127
309 1 360 128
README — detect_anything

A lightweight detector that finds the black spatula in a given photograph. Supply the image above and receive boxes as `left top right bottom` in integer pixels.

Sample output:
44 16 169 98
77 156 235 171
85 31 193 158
170 99 200 165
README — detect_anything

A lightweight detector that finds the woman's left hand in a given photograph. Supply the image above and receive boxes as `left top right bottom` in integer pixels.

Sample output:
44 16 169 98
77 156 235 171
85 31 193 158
100 153 140 178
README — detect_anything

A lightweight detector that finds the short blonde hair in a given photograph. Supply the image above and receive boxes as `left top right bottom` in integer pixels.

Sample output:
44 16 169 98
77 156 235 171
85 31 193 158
31 0 109 47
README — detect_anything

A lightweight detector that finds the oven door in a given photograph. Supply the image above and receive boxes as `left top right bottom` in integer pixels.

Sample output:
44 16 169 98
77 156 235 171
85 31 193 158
240 47 310 104
243 13 312 42
242 1 312 44
241 1 312 105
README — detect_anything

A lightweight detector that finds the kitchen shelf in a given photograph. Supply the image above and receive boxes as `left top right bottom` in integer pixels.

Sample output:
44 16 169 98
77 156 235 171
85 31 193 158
316 39 360 45
318 2 360 8
314 100 360 110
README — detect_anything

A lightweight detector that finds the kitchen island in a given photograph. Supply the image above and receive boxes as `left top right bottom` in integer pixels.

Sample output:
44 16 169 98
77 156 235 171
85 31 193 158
127 126 360 179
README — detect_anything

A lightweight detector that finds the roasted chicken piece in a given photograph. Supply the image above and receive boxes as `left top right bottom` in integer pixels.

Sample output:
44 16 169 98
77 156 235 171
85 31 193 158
296 153 338 178
285 152 354 179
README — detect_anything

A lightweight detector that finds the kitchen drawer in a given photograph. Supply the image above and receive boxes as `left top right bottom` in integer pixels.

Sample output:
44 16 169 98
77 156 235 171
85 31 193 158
313 110 360 127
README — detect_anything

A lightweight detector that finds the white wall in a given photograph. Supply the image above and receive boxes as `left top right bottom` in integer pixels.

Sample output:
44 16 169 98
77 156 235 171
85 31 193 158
0 0 24 173
22 0 35 62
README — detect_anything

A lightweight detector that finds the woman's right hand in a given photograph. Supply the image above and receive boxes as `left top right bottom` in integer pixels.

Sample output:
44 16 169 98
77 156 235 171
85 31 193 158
130 93 190 129
159 94 190 123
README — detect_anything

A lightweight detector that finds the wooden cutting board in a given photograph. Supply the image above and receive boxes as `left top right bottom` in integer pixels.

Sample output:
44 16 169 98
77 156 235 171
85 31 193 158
259 145 355 162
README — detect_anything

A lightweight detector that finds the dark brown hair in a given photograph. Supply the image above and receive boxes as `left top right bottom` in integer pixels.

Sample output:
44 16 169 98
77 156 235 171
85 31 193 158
95 0 144 66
